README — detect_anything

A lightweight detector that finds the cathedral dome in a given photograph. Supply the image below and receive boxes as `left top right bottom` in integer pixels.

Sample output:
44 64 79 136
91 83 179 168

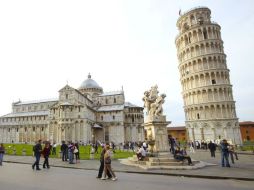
79 73 102 90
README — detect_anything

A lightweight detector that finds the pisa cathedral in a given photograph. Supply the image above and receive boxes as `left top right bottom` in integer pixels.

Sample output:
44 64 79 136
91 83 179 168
0 74 145 144
175 7 242 144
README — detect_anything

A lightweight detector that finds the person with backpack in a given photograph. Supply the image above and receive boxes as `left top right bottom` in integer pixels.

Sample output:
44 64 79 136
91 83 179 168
32 140 42 170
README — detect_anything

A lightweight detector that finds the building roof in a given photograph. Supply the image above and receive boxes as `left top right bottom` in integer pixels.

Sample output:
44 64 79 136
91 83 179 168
167 126 186 131
98 91 123 97
59 102 73 106
1 111 49 118
239 121 254 125
97 104 124 112
93 123 103 128
79 73 102 90
124 102 141 108
14 98 58 106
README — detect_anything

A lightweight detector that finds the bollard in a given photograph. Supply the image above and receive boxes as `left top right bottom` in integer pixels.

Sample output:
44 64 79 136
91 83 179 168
59 151 62 159
22 149 26 156
90 153 94 160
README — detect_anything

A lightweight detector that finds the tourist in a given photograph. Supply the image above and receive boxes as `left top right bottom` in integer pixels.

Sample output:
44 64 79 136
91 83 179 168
42 142 51 169
32 139 42 170
136 144 146 161
169 136 175 154
61 141 68 161
142 141 147 151
189 140 195 153
52 142 57 155
101 145 117 181
228 144 238 164
96 144 112 179
174 146 193 166
220 139 230 167
208 141 216 157
74 142 80 163
68 142 75 164
0 143 5 166
94 141 98 154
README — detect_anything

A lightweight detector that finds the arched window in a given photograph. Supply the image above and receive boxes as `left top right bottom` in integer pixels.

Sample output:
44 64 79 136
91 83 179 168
203 28 208 39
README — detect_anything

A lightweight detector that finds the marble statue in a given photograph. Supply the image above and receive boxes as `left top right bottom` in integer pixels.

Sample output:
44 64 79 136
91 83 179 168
143 85 166 116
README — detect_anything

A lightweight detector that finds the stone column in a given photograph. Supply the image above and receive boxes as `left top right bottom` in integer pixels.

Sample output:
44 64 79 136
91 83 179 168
144 115 170 153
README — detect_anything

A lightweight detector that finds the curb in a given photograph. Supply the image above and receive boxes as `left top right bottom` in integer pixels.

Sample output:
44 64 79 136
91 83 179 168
4 160 254 182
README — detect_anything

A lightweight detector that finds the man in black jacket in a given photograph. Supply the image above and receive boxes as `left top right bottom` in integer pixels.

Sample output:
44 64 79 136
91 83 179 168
32 140 42 170
208 141 216 157
61 141 68 161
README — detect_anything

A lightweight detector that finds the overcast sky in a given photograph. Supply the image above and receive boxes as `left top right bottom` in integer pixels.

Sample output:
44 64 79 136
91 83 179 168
0 0 254 126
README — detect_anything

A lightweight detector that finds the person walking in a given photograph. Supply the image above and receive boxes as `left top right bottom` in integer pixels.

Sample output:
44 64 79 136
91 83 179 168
220 139 230 167
208 141 216 157
32 140 42 170
42 142 51 169
101 145 117 181
0 143 5 166
96 145 112 179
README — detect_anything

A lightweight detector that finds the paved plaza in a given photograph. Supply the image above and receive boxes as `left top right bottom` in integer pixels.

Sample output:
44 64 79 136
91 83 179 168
0 162 254 190
2 150 254 182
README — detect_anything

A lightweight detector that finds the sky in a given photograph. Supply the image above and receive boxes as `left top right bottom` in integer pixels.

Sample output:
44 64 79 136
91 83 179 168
0 0 254 126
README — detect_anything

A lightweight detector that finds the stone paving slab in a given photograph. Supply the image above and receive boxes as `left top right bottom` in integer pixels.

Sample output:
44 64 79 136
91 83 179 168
3 150 254 181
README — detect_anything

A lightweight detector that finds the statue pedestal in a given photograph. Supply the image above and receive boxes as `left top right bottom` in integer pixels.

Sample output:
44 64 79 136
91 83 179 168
144 115 171 153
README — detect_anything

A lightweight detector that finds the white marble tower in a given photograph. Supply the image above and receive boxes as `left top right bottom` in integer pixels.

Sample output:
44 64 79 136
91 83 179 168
175 7 242 144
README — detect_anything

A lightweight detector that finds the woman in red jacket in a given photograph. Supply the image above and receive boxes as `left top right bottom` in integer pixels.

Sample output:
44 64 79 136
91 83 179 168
42 142 51 169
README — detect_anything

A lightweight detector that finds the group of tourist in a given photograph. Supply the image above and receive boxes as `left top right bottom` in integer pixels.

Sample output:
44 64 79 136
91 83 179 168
0 137 242 179
96 144 117 181
220 139 239 167
60 141 80 164
32 140 50 170
168 135 240 167
30 139 118 181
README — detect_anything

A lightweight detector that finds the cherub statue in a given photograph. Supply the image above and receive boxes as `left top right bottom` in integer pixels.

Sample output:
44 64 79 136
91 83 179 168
154 93 166 116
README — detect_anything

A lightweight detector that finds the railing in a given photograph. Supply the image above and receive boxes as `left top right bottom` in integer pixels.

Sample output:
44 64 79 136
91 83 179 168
180 6 209 18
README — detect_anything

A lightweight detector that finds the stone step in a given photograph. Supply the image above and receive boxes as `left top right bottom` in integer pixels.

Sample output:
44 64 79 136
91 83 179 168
148 157 176 162
148 161 187 166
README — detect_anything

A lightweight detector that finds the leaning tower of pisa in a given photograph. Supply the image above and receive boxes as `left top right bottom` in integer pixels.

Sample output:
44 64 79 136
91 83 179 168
175 7 242 144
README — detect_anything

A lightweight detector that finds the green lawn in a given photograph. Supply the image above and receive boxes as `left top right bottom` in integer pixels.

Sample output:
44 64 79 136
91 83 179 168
3 144 135 159
240 141 254 151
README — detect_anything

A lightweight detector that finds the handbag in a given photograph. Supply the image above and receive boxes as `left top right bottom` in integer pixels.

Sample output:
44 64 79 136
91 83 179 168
74 148 78 153
105 157 111 164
